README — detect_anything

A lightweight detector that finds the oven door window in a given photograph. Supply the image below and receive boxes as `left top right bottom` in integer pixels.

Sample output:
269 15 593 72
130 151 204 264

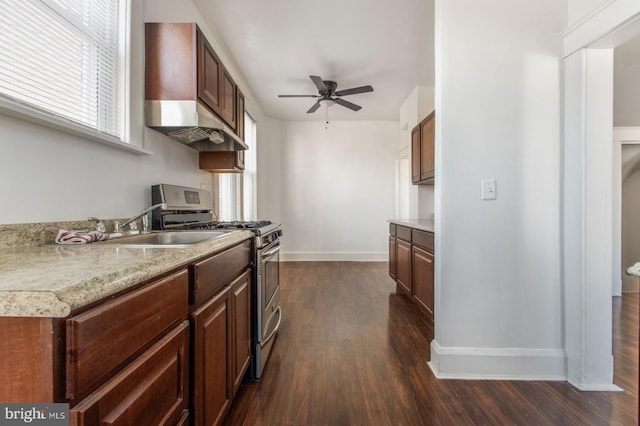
262 243 280 308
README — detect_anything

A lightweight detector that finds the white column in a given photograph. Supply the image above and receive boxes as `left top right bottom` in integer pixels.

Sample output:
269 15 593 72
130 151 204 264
563 48 619 390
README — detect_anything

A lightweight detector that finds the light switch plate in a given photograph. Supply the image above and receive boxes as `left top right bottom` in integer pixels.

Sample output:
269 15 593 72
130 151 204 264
481 179 496 200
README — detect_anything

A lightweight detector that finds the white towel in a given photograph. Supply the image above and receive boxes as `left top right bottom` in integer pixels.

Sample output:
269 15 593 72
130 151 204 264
55 229 111 245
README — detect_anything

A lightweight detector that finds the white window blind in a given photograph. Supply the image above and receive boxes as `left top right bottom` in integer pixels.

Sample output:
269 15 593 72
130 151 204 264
218 112 256 222
218 173 241 221
243 112 257 221
0 0 125 139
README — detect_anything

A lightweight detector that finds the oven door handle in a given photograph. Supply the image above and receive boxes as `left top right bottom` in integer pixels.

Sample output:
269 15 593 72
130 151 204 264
261 306 282 348
261 244 281 259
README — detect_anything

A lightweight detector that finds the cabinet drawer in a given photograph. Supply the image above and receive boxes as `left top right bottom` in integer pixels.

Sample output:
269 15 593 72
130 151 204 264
396 225 411 242
412 229 434 252
389 223 396 236
66 269 188 401
191 240 251 305
70 321 189 426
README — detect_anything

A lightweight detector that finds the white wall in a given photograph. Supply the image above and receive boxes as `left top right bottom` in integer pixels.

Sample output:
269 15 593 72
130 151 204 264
257 117 284 223
430 0 565 379
279 121 398 261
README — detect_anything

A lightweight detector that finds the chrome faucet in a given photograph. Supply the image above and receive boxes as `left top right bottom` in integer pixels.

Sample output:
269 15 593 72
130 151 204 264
88 217 106 233
113 203 167 234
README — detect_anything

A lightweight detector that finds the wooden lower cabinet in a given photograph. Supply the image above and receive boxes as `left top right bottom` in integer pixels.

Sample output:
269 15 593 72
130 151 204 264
0 239 253 426
70 321 190 426
389 224 435 351
396 239 412 295
412 246 434 317
232 271 252 395
389 236 397 279
192 285 233 426
191 265 252 426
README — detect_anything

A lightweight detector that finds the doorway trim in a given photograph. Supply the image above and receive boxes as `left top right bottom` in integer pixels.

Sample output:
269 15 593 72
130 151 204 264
562 1 640 391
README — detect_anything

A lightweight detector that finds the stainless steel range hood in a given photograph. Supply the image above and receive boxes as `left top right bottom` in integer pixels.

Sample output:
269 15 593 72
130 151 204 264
145 100 248 151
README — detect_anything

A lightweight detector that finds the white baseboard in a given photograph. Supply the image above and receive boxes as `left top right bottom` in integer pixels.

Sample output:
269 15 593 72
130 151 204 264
281 251 388 262
429 340 566 381
567 381 623 392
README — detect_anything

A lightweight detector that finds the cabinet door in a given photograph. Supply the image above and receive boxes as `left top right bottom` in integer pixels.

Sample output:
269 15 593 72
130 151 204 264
420 112 435 182
389 236 397 280
70 321 189 426
412 246 434 318
411 126 420 183
192 286 232 426
231 270 251 395
396 240 412 295
220 68 236 129
197 28 222 115
236 89 245 141
66 270 188 402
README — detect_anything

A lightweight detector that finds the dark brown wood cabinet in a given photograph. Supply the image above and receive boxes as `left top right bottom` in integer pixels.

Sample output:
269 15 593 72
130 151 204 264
70 321 190 426
197 27 223 116
190 240 252 426
231 270 251 395
412 245 434 317
411 110 435 185
146 23 245 140
236 89 245 141
66 270 189 402
388 223 435 353
199 151 245 173
396 239 412 295
0 238 253 426
192 284 232 426
220 68 237 130
389 236 397 279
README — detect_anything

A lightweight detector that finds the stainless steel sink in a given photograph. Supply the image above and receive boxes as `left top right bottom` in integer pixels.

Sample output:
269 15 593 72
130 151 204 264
97 230 231 248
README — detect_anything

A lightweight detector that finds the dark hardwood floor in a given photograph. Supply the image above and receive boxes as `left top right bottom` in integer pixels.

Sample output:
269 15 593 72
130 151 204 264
224 262 638 426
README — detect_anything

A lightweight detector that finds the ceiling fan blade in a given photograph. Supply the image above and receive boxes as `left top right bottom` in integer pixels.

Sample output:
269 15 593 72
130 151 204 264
335 85 374 97
333 98 362 111
278 94 320 98
307 101 322 113
309 75 328 93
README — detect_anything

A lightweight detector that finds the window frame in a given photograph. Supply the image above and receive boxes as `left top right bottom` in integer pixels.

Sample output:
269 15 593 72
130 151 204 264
0 0 150 155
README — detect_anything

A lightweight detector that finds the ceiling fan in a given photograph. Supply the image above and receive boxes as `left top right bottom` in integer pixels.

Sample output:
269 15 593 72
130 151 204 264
278 75 374 113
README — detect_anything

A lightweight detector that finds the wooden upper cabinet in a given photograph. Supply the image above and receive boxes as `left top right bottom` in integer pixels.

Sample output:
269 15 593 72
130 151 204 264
145 23 196 101
411 126 421 184
236 89 245 141
197 27 222 115
220 68 237 130
411 110 435 185
145 23 245 140
199 151 245 173
420 112 435 182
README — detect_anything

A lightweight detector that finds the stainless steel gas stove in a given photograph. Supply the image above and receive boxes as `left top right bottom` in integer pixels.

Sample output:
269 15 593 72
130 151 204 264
151 184 282 380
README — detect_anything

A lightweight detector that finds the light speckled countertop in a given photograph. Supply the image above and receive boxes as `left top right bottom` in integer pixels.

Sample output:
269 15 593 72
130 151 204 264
0 231 253 318
388 218 434 233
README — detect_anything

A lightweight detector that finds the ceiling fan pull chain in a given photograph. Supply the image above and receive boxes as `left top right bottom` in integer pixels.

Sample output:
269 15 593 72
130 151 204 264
325 101 329 129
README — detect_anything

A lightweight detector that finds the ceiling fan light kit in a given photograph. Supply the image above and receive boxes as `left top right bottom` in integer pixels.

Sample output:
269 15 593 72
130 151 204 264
278 75 374 114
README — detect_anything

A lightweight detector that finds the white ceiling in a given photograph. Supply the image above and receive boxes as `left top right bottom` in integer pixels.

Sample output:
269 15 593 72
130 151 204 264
193 0 435 122
193 0 637 125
